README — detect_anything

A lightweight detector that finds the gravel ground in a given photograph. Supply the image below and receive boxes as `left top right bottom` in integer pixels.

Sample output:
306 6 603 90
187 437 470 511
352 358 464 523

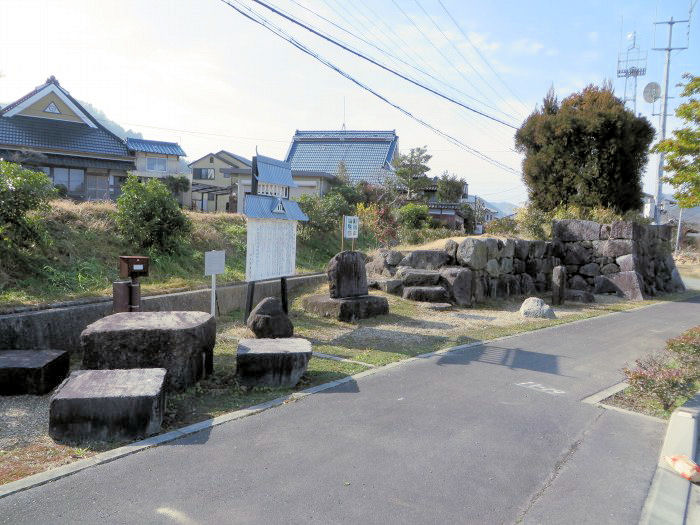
0 395 50 450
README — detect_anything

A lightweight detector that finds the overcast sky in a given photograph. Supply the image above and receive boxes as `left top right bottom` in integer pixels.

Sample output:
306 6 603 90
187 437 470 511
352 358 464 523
1 0 698 204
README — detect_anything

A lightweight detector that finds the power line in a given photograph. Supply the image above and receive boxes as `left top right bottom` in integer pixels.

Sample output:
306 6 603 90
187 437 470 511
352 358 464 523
436 0 530 113
219 0 520 175
243 0 518 129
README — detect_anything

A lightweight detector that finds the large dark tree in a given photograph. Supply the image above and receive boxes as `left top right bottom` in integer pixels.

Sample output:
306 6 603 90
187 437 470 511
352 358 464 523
515 84 654 212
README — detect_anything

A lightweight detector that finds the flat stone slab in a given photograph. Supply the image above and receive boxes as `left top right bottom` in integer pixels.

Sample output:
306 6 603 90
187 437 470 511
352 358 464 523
0 349 69 395
402 286 449 303
49 368 166 443
420 302 453 311
302 294 389 322
81 311 215 392
236 338 312 388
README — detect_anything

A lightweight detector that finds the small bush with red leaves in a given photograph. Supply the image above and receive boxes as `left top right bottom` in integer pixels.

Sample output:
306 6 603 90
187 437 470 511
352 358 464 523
665 326 700 374
623 353 696 411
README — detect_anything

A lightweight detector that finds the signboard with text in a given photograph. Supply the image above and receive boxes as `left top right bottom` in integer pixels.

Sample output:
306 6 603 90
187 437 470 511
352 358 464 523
343 216 359 239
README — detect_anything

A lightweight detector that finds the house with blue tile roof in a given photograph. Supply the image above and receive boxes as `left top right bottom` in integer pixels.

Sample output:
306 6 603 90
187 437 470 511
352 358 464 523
0 76 135 201
285 130 399 185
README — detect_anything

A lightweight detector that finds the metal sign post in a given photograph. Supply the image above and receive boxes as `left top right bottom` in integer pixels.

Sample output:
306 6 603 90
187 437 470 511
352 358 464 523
204 250 226 317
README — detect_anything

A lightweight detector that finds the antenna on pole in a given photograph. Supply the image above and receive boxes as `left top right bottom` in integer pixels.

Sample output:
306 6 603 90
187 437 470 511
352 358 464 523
651 15 690 225
616 30 647 115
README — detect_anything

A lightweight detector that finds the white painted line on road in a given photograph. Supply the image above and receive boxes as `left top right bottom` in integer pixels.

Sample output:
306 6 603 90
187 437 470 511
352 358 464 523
515 381 566 396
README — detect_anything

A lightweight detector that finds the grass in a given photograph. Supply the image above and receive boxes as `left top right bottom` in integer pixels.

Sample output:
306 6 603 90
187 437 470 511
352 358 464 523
602 384 698 420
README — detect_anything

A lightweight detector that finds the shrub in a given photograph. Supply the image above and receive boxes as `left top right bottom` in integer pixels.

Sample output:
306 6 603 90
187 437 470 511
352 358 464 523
297 193 352 238
0 161 56 250
485 216 518 236
397 203 430 229
666 326 700 375
116 176 191 252
357 202 398 246
623 353 697 411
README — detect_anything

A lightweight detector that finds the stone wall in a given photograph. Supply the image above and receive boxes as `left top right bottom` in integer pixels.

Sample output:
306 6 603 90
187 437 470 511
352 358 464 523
0 273 326 354
367 219 685 306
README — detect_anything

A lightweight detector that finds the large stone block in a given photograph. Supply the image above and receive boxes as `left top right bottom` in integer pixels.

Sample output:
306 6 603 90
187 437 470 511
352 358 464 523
247 297 293 339
520 274 536 295
553 219 601 241
49 368 166 442
439 267 472 307
456 239 488 270
593 240 634 258
302 294 389 322
486 259 500 278
235 338 312 388
569 275 589 291
551 266 566 306
606 271 647 301
484 238 500 259
444 239 458 262
610 221 641 240
376 279 403 295
499 239 516 258
601 263 620 275
328 251 368 298
397 268 441 286
500 258 514 274
578 262 600 277
564 243 590 265
0 349 69 395
402 286 449 303
399 250 450 270
81 311 215 392
593 275 619 294
381 249 404 266
514 240 531 260
529 240 547 259
615 253 638 272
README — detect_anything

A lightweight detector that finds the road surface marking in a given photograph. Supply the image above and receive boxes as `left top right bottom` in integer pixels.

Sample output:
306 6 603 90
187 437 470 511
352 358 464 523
515 381 566 395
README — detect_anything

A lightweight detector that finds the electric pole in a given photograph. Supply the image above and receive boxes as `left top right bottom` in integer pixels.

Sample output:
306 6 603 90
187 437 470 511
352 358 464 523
652 17 688 224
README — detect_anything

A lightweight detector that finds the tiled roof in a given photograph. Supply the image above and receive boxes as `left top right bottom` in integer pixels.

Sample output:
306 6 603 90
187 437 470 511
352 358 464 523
285 129 398 185
126 138 185 156
219 150 252 167
0 116 131 157
256 155 296 187
0 149 133 171
244 194 308 221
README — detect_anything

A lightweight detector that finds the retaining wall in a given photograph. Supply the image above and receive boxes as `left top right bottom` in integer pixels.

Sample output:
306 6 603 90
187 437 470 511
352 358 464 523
0 273 325 354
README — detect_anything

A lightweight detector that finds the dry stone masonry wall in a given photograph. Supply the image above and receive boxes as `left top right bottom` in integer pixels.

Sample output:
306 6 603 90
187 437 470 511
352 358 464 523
367 219 684 306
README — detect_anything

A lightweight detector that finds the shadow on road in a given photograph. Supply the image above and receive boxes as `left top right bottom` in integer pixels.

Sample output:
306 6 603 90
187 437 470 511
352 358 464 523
436 344 571 376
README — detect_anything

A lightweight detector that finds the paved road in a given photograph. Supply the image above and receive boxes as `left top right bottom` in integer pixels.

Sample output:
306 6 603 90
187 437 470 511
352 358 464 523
2 296 699 524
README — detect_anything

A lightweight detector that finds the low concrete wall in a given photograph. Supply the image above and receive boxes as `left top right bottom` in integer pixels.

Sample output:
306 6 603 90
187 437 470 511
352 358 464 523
0 273 326 354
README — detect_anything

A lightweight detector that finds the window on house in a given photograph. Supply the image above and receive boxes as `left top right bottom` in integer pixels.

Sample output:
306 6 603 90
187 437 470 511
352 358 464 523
209 156 214 163
193 168 215 180
147 157 167 172
208 193 215 201
51 167 85 197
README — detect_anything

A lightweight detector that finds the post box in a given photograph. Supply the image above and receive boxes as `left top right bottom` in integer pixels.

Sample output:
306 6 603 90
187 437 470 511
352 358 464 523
119 256 150 279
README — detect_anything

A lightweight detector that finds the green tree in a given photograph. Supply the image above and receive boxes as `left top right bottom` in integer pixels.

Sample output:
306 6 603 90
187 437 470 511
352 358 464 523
393 146 432 200
0 161 56 249
397 202 430 229
116 175 191 252
436 171 465 202
163 174 190 194
653 74 700 209
515 84 654 213
459 204 475 233
297 192 352 238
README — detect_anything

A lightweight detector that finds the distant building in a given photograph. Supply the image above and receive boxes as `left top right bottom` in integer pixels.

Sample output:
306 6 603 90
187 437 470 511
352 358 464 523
285 130 399 185
235 169 337 213
421 176 470 230
188 150 252 212
126 138 189 204
0 76 134 201
464 195 499 224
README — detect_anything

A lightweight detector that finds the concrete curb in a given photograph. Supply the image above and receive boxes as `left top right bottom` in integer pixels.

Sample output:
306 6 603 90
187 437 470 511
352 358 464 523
639 392 700 525
0 296 695 500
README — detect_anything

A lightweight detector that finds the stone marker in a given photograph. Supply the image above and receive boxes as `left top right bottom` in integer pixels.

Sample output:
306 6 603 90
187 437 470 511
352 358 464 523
247 297 293 339
302 294 389 322
235 338 312 388
81 311 215 392
0 349 69 395
519 297 556 319
49 368 166 442
551 266 566 306
328 251 368 298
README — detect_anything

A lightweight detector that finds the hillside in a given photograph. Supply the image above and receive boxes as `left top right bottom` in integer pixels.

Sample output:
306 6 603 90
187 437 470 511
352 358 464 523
0 200 375 310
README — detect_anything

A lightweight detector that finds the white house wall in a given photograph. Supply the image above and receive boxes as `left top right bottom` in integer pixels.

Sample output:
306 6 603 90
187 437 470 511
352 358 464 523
246 218 298 281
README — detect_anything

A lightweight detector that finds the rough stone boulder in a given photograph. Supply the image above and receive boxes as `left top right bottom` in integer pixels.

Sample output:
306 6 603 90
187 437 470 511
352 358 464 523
521 274 536 295
456 238 488 270
49 368 166 442
579 262 600 277
593 240 634 258
605 271 647 301
485 259 500 278
444 239 458 262
551 265 566 306
615 254 637 272
569 275 589 291
553 219 601 241
499 239 516 258
397 268 441 286
519 297 556 319
484 238 500 258
601 263 620 275
439 267 472 307
564 243 590 265
81 311 216 392
246 297 293 339
376 279 403 295
402 286 449 303
382 249 404 266
328 251 368 298
302 294 389 322
529 240 548 259
593 275 619 294
0 349 69 395
565 290 595 303
399 250 450 270
235 338 312 388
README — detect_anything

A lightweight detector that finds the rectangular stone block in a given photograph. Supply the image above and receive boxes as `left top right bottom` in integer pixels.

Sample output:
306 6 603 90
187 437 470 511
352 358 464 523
236 338 312 388
49 368 166 442
0 349 69 395
610 221 641 240
402 286 449 303
302 294 389 322
552 219 601 241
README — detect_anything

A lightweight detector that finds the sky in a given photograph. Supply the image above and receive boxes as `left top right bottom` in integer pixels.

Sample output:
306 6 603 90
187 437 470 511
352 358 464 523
0 0 698 205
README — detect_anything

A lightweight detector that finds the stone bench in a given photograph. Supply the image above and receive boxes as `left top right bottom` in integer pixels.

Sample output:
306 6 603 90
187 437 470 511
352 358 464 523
236 338 312 388
302 294 389 322
0 349 69 395
49 368 166 442
81 311 215 392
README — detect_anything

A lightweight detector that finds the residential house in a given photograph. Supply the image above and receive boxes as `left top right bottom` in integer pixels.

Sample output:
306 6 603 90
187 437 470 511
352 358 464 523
126 138 190 204
421 176 470 230
188 150 251 212
285 130 399 185
0 76 134 200
465 195 500 225
235 169 337 213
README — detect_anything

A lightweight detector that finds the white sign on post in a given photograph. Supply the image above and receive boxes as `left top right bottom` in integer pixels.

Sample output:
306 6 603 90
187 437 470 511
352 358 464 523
204 250 226 316
343 216 359 239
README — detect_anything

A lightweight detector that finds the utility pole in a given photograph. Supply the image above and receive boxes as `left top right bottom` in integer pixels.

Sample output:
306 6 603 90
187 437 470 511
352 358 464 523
652 16 688 224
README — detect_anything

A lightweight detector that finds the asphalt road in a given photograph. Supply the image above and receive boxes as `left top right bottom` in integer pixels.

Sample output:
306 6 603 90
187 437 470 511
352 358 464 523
2 295 699 525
